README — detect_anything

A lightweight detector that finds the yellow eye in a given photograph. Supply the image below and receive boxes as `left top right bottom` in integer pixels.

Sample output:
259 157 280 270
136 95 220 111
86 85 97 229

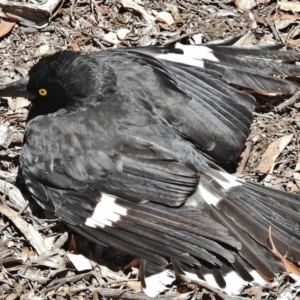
39 88 47 96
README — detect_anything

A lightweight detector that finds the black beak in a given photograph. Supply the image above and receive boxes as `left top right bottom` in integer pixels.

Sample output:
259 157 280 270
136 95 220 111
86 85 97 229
0 76 35 99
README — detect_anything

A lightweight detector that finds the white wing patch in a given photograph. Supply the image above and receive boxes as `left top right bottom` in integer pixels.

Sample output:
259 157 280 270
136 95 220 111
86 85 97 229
142 269 176 297
175 43 220 62
214 171 243 191
198 172 242 206
155 53 205 68
204 269 265 295
198 183 222 206
154 44 220 68
85 194 127 228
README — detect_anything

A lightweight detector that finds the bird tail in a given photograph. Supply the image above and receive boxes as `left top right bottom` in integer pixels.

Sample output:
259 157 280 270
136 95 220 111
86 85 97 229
192 168 300 288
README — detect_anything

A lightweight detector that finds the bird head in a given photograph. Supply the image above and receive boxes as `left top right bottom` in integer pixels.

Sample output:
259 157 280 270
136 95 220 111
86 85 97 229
0 51 117 120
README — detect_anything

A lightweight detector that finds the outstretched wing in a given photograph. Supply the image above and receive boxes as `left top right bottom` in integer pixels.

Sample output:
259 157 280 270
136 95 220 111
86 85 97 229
20 110 241 273
104 49 256 164
133 42 300 95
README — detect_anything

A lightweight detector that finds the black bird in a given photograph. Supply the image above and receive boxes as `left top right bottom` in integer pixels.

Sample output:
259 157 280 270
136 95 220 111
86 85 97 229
1 40 300 297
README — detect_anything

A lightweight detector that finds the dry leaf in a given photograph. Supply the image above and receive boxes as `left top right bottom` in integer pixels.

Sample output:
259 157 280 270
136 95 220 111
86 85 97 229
52 232 68 250
288 39 300 47
70 42 79 51
256 134 293 173
269 227 300 276
7 98 17 111
234 0 270 10
276 19 298 29
272 13 300 29
0 18 15 38
155 11 174 25
32 249 66 269
92 1 109 15
0 179 28 208
120 0 155 25
19 269 48 284
290 28 300 39
169 5 180 22
44 236 57 251
16 97 31 111
278 1 300 13
234 32 262 46
6 293 18 300
21 247 30 262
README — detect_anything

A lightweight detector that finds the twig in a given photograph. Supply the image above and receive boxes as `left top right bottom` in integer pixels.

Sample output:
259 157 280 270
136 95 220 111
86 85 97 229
253 112 273 119
41 272 92 293
164 30 203 45
275 91 300 112
50 0 67 20
90 288 178 300
235 141 253 176
80 29 120 46
265 5 284 43
0 221 9 232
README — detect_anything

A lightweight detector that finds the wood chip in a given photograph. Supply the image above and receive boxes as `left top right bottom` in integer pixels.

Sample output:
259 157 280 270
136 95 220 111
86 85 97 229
103 32 120 45
0 0 63 28
155 11 175 26
39 45 50 55
0 205 47 255
126 281 142 291
0 125 14 148
67 253 92 272
278 1 300 13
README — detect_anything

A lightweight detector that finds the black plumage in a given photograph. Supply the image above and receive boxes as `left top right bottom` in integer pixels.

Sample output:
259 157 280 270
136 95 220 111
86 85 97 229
1 41 300 297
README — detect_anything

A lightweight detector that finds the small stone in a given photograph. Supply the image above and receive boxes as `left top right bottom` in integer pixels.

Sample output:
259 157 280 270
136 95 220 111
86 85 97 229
116 28 130 40
39 45 49 54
